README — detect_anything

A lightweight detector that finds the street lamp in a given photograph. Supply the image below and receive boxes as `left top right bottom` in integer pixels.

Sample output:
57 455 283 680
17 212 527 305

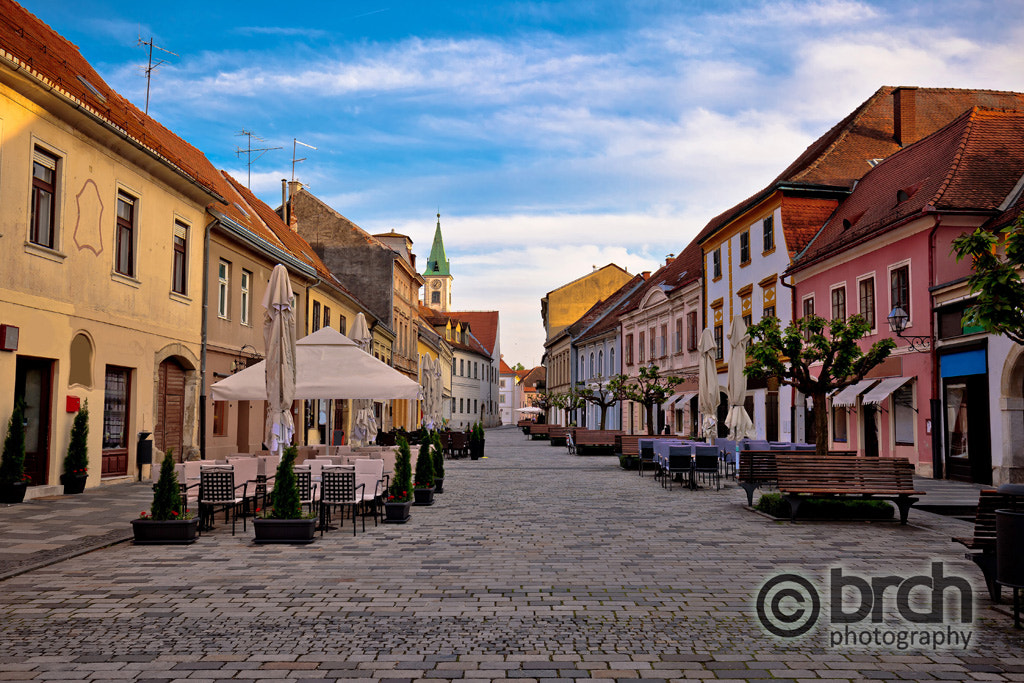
886 306 931 352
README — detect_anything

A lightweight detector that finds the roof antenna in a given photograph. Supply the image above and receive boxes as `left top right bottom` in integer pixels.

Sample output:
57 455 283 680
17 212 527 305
292 139 318 181
137 36 177 115
235 130 282 189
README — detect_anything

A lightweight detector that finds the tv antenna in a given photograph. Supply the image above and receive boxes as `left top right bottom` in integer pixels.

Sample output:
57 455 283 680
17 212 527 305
137 36 178 114
292 139 318 181
235 130 282 189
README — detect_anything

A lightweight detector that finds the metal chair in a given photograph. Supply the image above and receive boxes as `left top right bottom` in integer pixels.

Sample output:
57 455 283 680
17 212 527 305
198 466 246 535
354 459 386 526
292 467 318 517
693 445 721 490
319 468 364 536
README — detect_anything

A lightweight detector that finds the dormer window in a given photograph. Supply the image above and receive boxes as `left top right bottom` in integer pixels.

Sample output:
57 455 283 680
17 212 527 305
896 189 910 203
842 218 852 231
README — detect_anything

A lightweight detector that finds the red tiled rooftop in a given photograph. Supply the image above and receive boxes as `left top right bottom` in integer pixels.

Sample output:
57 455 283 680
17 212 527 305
447 311 499 356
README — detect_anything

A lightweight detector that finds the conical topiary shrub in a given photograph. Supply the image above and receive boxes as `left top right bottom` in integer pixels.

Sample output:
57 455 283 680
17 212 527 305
270 446 302 519
150 448 184 520
415 439 434 488
61 400 89 493
431 430 445 493
389 437 412 503
131 447 198 544
0 397 28 493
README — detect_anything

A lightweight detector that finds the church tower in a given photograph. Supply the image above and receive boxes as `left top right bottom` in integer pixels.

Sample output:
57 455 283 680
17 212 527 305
423 213 453 312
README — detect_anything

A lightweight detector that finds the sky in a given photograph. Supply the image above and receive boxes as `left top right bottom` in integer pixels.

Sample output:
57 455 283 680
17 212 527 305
18 0 1024 366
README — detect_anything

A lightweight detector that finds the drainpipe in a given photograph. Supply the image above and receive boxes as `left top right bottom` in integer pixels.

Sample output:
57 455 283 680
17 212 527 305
199 216 217 460
928 213 943 478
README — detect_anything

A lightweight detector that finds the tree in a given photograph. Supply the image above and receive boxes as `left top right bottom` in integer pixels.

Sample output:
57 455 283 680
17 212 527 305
414 439 434 488
550 387 585 425
622 364 683 435
389 437 413 502
952 214 1024 344
745 314 895 455
63 400 89 476
512 362 526 371
577 374 629 430
269 446 302 519
150 448 184 520
0 397 27 485
530 390 552 423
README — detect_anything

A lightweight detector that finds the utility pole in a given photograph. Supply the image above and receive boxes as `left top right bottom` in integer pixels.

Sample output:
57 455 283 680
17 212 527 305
235 130 282 189
138 36 178 115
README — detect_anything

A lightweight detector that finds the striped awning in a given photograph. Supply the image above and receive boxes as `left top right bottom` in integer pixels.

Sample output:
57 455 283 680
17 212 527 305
861 376 912 406
830 379 879 408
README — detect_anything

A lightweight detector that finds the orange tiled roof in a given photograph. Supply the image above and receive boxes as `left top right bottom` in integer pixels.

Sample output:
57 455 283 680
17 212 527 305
499 358 514 374
447 311 499 356
780 198 841 257
795 107 1024 269
0 0 224 200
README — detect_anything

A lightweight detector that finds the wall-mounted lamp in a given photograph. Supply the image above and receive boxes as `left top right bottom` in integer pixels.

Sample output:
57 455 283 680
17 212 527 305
231 344 262 373
886 306 932 353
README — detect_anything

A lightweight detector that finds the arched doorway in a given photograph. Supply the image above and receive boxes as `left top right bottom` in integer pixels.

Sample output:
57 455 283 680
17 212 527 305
156 357 186 456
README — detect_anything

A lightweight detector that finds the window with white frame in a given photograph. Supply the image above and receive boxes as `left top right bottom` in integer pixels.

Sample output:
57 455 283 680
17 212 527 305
239 270 251 325
831 285 846 321
890 264 910 320
30 146 59 249
218 260 230 319
858 276 875 330
171 220 188 295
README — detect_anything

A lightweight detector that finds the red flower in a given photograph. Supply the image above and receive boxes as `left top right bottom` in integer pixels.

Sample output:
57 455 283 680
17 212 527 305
171 510 179 517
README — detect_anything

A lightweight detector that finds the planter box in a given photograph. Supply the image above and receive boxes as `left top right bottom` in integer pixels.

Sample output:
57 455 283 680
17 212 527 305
413 486 435 506
252 517 317 544
0 481 27 505
131 518 199 545
384 500 412 523
434 477 444 494
60 473 88 495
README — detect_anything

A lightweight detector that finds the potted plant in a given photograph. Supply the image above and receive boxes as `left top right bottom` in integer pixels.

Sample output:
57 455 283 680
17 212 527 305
384 436 413 523
413 438 435 506
0 398 29 505
61 400 89 495
253 445 317 543
469 422 485 460
132 448 198 544
431 430 445 494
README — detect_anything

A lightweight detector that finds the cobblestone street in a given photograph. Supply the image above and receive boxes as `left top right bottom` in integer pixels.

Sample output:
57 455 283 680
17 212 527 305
1 427 1023 682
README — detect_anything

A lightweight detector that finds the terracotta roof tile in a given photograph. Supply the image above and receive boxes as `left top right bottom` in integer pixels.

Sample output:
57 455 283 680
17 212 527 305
446 311 499 356
780 198 840 257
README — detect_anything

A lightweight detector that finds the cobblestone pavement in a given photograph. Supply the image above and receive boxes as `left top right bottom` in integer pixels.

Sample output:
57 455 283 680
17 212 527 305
1 426 1023 682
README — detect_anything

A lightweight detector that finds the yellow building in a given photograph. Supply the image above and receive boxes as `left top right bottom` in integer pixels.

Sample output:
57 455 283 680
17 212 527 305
0 4 223 492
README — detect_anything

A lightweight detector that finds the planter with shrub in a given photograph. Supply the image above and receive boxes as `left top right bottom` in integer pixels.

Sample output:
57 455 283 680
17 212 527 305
61 401 90 495
413 439 435 506
384 437 413 523
431 430 445 494
253 446 317 543
0 398 29 505
132 449 198 544
754 492 895 521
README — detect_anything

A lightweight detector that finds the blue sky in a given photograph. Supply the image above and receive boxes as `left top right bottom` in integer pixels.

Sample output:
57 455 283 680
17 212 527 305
19 0 1024 365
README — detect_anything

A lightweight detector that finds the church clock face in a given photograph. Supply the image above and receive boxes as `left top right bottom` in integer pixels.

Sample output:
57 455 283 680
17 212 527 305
432 279 442 289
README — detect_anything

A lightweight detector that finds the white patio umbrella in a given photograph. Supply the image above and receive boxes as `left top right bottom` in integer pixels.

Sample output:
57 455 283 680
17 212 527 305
698 327 719 441
515 407 544 414
263 264 296 456
724 315 756 441
349 313 377 447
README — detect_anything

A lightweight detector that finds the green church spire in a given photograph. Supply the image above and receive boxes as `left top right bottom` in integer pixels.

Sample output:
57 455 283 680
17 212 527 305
425 212 450 276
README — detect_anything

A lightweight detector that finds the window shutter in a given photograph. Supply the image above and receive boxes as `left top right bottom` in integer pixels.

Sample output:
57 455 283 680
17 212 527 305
33 148 57 169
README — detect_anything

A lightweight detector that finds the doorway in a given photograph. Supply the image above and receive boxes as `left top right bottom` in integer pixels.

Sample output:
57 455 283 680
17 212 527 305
14 357 53 485
156 358 186 456
944 375 992 484
863 404 879 458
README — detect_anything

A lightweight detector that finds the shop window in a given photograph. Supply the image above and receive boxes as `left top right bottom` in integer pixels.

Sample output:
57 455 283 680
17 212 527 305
832 405 847 442
893 383 915 445
213 401 228 436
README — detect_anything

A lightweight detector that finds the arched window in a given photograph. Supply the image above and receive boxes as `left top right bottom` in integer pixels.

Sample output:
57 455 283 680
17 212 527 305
598 350 604 376
69 333 93 387
610 348 615 374
590 353 595 378
579 353 585 380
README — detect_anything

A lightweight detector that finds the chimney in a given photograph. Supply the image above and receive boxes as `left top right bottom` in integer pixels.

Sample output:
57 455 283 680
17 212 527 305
665 253 675 265
893 86 919 147
286 180 303 230
642 271 651 280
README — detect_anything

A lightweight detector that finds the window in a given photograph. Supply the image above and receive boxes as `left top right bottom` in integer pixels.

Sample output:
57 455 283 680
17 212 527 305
649 327 656 359
891 265 910 320
589 353 594 378
893 383 915 445
212 401 228 436
713 324 724 361
742 314 752 328
687 311 698 351
858 277 875 330
802 297 814 340
460 359 464 376
31 147 58 248
712 249 722 279
831 286 846 321
115 191 137 277
763 305 776 320
739 230 750 264
171 220 188 295
218 260 230 319
103 366 131 452
460 398 464 413
598 350 603 375
638 332 645 363
312 301 321 331
339 315 347 334
240 270 251 326
431 290 440 304
610 348 615 374
660 324 668 357
675 318 683 354
763 215 774 252
625 334 633 366
323 307 331 329
832 405 847 442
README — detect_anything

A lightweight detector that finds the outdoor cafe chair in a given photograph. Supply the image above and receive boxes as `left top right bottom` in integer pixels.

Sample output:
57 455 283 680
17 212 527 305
227 457 261 515
198 466 246 535
292 466 318 517
354 459 386 526
319 467 364 536
665 445 694 490
693 445 721 490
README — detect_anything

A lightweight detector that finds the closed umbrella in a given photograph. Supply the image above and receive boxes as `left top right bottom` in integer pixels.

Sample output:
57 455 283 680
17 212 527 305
698 327 719 441
349 313 377 447
263 264 296 456
724 315 756 441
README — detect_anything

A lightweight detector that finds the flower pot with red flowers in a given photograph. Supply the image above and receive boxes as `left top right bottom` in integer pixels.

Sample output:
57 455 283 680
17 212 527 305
0 398 29 505
61 400 90 495
384 437 413 523
132 448 198 544
253 446 317 543
413 439 435 506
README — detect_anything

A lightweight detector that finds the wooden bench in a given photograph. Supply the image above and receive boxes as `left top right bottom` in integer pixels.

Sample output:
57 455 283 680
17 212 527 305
574 429 624 455
774 454 923 524
738 450 857 506
953 489 1015 602
548 426 569 447
528 423 551 440
618 434 679 457
518 420 534 435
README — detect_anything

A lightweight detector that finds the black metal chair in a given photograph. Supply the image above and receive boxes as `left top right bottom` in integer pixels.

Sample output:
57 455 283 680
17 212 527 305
292 467 318 518
665 446 693 490
694 445 721 490
198 466 246 535
319 468 364 536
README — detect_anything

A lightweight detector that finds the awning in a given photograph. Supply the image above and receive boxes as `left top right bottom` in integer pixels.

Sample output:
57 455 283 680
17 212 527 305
663 391 696 410
830 379 879 408
861 376 912 406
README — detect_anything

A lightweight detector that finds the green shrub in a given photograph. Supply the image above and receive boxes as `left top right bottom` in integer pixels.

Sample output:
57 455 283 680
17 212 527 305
269 446 302 519
415 439 434 488
431 431 445 479
151 449 185 520
389 437 413 502
755 492 894 520
0 397 27 485
619 454 638 470
63 400 89 476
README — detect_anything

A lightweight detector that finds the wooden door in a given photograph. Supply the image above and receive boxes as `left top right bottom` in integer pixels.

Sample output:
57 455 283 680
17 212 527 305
15 357 53 485
156 359 185 455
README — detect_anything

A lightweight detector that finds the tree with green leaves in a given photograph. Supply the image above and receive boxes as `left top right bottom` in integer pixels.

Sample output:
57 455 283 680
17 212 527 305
952 213 1024 344
269 446 303 519
530 390 552 424
414 439 434 488
577 374 629 430
0 397 27 485
151 449 185 520
389 437 413 502
622 364 683 435
550 387 585 425
745 314 895 455
63 400 89 476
